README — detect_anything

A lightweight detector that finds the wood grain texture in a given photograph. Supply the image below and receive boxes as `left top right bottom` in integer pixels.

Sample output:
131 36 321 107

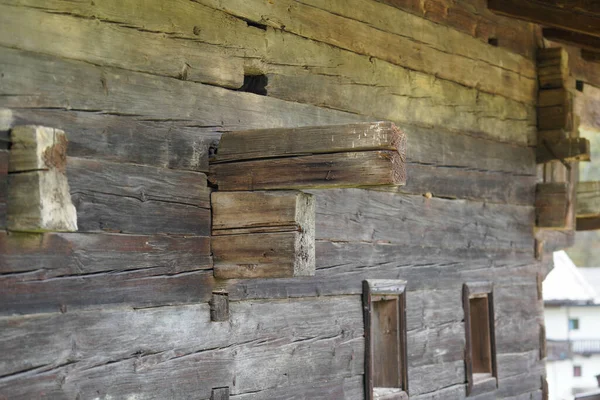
375 0 539 59
212 191 314 234
210 151 405 190
489 0 600 38
8 125 68 172
537 48 570 89
0 297 364 397
213 231 315 278
212 121 405 163
0 46 364 131
0 3 244 89
535 183 571 228
7 108 218 172
0 231 212 278
0 269 215 316
544 28 600 53
196 0 537 104
210 292 229 322
66 157 210 235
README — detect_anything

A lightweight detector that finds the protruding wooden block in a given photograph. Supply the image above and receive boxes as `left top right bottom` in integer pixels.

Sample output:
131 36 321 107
8 170 78 232
9 125 68 172
211 191 315 279
0 149 8 228
209 122 406 190
7 125 77 232
537 48 570 90
536 138 590 164
535 182 570 229
210 292 229 322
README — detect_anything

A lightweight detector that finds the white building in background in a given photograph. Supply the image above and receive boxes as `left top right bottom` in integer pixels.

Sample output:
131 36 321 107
544 251 600 400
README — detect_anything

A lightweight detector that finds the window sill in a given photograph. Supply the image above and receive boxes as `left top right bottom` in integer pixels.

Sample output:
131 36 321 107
469 374 497 396
374 387 408 400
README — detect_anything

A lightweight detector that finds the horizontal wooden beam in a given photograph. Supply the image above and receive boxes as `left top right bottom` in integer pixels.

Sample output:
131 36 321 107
535 182 570 229
211 191 315 278
488 0 600 38
576 216 600 231
581 50 600 62
537 137 590 163
210 122 406 190
543 28 600 52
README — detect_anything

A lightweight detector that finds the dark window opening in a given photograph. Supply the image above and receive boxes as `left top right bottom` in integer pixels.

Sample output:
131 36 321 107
463 282 497 396
363 280 408 400
576 80 585 92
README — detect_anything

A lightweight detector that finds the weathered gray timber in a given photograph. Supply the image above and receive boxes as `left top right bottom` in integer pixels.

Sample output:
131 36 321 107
5 108 219 172
536 138 591 163
0 231 212 278
67 157 210 235
0 0 549 397
535 183 570 229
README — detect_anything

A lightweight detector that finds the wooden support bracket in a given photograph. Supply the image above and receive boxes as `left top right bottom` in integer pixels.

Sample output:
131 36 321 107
0 149 7 229
211 190 315 279
537 137 590 164
7 125 77 232
209 122 406 190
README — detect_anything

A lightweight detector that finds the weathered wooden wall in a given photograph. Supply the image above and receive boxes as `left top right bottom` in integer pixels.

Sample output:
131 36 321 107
0 0 549 398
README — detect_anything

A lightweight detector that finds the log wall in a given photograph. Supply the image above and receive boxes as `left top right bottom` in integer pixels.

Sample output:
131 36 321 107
0 0 547 399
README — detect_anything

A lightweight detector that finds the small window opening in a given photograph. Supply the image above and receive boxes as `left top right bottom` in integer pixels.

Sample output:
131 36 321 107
576 80 585 92
574 365 582 377
488 37 499 46
363 280 408 400
463 282 497 396
569 318 579 330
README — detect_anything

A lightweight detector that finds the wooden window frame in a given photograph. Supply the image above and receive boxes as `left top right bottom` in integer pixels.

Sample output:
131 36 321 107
363 279 409 400
463 282 498 396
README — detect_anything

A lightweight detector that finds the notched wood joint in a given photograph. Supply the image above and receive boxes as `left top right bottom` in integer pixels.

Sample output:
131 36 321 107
211 386 230 400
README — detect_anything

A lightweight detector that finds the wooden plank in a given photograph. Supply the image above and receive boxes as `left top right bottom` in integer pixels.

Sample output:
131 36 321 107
7 109 218 172
576 181 600 217
0 3 244 89
543 28 600 53
196 0 537 104
488 0 600 38
536 138 590 163
0 269 215 316
374 0 539 59
309 190 534 251
68 157 210 209
210 151 405 191
212 191 314 235
535 183 570 228
0 296 364 397
581 50 600 62
576 216 600 231
8 170 78 232
0 231 212 278
212 232 314 279
212 121 405 163
64 157 211 235
0 46 364 132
